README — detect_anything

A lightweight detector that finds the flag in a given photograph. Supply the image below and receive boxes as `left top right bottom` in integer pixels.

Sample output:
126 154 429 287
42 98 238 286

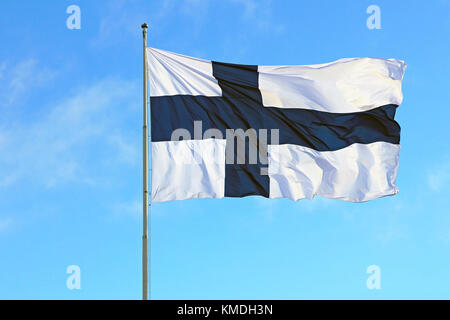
147 47 406 203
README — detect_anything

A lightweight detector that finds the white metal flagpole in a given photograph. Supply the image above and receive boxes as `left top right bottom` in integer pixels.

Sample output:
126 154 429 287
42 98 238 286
141 22 149 301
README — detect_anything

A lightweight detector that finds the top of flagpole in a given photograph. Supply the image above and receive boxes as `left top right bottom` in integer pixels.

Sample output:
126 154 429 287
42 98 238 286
142 23 148 31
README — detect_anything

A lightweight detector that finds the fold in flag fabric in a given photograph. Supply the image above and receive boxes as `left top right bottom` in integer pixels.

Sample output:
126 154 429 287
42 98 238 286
147 47 406 203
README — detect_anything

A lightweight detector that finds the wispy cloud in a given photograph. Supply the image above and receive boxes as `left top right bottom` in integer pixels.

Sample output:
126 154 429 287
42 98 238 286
182 0 210 15
0 78 138 188
0 217 13 234
0 59 56 107
0 62 6 80
230 0 284 33
108 134 139 166
375 217 410 245
92 0 146 47
231 0 258 17
427 156 450 192
111 199 141 219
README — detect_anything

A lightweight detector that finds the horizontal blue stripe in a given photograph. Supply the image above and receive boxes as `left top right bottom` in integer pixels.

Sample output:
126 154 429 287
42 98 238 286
150 95 400 150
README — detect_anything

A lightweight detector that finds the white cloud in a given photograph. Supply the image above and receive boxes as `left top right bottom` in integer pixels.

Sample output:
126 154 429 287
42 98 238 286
375 218 410 245
108 134 139 165
231 0 258 18
112 199 141 219
0 62 6 80
0 218 13 234
230 0 285 33
0 78 138 188
181 0 210 16
427 157 450 191
92 0 146 47
0 59 56 106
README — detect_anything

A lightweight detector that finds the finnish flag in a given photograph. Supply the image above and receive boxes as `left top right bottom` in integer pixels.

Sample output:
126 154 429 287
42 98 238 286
147 47 406 203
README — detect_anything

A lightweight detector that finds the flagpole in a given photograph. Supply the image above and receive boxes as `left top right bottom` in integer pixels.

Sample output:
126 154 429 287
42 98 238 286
141 22 149 301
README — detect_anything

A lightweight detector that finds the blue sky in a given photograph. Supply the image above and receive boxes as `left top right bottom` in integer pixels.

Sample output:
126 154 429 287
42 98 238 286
0 0 449 299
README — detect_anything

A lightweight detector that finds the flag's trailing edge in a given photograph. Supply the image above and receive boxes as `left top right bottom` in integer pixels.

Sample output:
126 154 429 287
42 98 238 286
147 47 406 203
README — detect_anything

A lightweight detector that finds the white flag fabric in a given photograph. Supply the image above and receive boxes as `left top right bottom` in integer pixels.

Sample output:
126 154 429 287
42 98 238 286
147 47 406 203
